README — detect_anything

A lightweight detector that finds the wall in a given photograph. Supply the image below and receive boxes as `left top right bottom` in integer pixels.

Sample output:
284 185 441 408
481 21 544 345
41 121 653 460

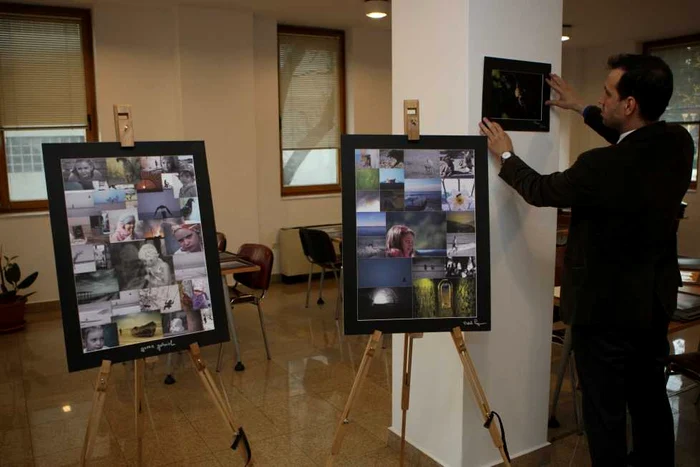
391 0 561 465
0 3 393 303
346 28 392 134
562 41 636 167
390 1 469 463
255 19 392 259
562 42 700 256
253 17 344 254
177 6 260 246
0 214 55 302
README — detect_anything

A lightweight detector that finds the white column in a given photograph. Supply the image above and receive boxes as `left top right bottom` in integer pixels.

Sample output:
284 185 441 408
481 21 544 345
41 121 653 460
391 1 563 465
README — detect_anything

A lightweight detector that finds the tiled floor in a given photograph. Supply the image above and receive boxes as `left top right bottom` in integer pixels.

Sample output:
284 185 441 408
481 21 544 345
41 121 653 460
1 280 698 466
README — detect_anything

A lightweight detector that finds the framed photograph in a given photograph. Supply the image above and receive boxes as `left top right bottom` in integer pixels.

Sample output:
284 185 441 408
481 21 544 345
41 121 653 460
43 142 229 372
342 135 491 335
482 57 551 132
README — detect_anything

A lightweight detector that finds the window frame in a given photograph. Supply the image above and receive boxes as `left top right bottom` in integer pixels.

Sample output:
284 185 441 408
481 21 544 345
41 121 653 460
277 25 346 197
0 3 98 213
643 33 700 191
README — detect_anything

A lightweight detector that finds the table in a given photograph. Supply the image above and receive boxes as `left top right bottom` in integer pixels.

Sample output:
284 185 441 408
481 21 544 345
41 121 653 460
550 283 700 428
219 257 261 372
163 255 261 383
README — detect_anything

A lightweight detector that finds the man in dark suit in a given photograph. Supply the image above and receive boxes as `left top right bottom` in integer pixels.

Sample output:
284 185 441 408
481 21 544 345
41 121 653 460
479 54 694 466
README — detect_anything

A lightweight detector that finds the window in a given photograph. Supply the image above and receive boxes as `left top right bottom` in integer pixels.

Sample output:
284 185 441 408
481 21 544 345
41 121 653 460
278 26 345 196
0 4 97 212
644 34 700 190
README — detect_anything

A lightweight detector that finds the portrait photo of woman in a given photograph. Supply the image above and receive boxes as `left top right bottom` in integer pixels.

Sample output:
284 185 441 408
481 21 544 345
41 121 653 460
109 211 142 243
385 225 416 258
64 158 106 190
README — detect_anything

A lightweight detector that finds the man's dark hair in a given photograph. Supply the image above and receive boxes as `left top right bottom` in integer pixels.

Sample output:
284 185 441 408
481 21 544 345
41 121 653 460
607 54 673 122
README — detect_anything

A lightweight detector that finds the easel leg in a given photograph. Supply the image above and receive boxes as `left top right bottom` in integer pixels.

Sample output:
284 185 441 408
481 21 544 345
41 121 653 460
548 326 572 427
326 330 382 467
220 275 245 372
189 343 253 465
135 359 146 466
80 360 112 467
450 327 511 466
400 333 422 466
164 352 176 384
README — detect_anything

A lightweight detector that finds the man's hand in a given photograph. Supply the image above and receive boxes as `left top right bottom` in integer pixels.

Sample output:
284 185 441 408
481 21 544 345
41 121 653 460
545 73 586 114
478 118 514 161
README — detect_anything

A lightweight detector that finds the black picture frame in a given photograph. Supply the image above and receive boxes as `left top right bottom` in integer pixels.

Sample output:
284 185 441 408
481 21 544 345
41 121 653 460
43 141 229 372
482 56 551 132
341 135 491 336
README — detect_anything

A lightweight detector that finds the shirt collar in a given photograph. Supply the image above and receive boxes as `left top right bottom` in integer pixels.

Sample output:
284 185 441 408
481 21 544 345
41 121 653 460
617 129 636 143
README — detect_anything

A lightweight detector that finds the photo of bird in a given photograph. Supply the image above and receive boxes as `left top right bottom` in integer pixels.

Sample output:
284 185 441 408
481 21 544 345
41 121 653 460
181 198 194 219
153 205 173 219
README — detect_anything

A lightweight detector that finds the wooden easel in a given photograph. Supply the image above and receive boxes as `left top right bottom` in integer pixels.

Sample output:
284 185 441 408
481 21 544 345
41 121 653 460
78 106 254 466
326 328 510 466
80 347 252 466
326 101 511 466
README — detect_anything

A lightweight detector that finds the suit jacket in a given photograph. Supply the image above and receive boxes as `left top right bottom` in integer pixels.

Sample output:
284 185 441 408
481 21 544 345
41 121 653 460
499 106 695 327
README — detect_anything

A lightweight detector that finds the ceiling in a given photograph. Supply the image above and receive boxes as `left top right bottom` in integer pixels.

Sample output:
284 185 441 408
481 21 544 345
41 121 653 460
562 0 700 48
23 0 391 30
16 0 700 46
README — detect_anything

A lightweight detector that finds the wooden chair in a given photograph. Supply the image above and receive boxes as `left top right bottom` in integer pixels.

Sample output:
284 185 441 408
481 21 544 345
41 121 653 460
216 232 227 252
227 243 274 360
165 231 228 383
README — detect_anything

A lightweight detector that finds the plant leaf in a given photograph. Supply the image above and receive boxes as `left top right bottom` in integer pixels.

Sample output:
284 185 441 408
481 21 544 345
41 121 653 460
4 263 20 284
17 272 38 290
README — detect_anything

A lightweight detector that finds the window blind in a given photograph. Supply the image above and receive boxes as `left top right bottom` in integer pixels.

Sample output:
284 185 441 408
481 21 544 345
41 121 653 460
279 32 341 150
0 15 87 129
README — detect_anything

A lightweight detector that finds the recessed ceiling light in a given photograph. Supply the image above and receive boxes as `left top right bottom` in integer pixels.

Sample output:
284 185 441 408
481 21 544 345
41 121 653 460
365 0 389 19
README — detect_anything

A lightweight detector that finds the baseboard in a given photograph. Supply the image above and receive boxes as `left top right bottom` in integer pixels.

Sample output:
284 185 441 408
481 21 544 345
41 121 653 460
387 430 551 467
278 271 332 284
494 442 551 467
386 430 442 466
26 300 60 313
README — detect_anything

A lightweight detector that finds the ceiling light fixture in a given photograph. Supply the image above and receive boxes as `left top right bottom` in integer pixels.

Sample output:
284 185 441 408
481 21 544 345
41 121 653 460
562 24 572 42
365 0 389 19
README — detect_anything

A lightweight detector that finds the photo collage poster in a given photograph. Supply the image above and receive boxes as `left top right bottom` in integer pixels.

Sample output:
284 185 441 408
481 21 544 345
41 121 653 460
61 155 212 354
354 148 479 323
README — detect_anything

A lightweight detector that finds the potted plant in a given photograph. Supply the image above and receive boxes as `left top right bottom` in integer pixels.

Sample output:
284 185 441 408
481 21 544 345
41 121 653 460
0 247 38 332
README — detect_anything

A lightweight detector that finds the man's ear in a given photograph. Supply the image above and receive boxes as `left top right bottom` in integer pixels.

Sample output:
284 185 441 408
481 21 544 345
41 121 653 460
624 96 637 117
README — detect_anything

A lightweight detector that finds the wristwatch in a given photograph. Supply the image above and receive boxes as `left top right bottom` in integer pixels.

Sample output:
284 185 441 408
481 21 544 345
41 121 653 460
501 151 513 164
